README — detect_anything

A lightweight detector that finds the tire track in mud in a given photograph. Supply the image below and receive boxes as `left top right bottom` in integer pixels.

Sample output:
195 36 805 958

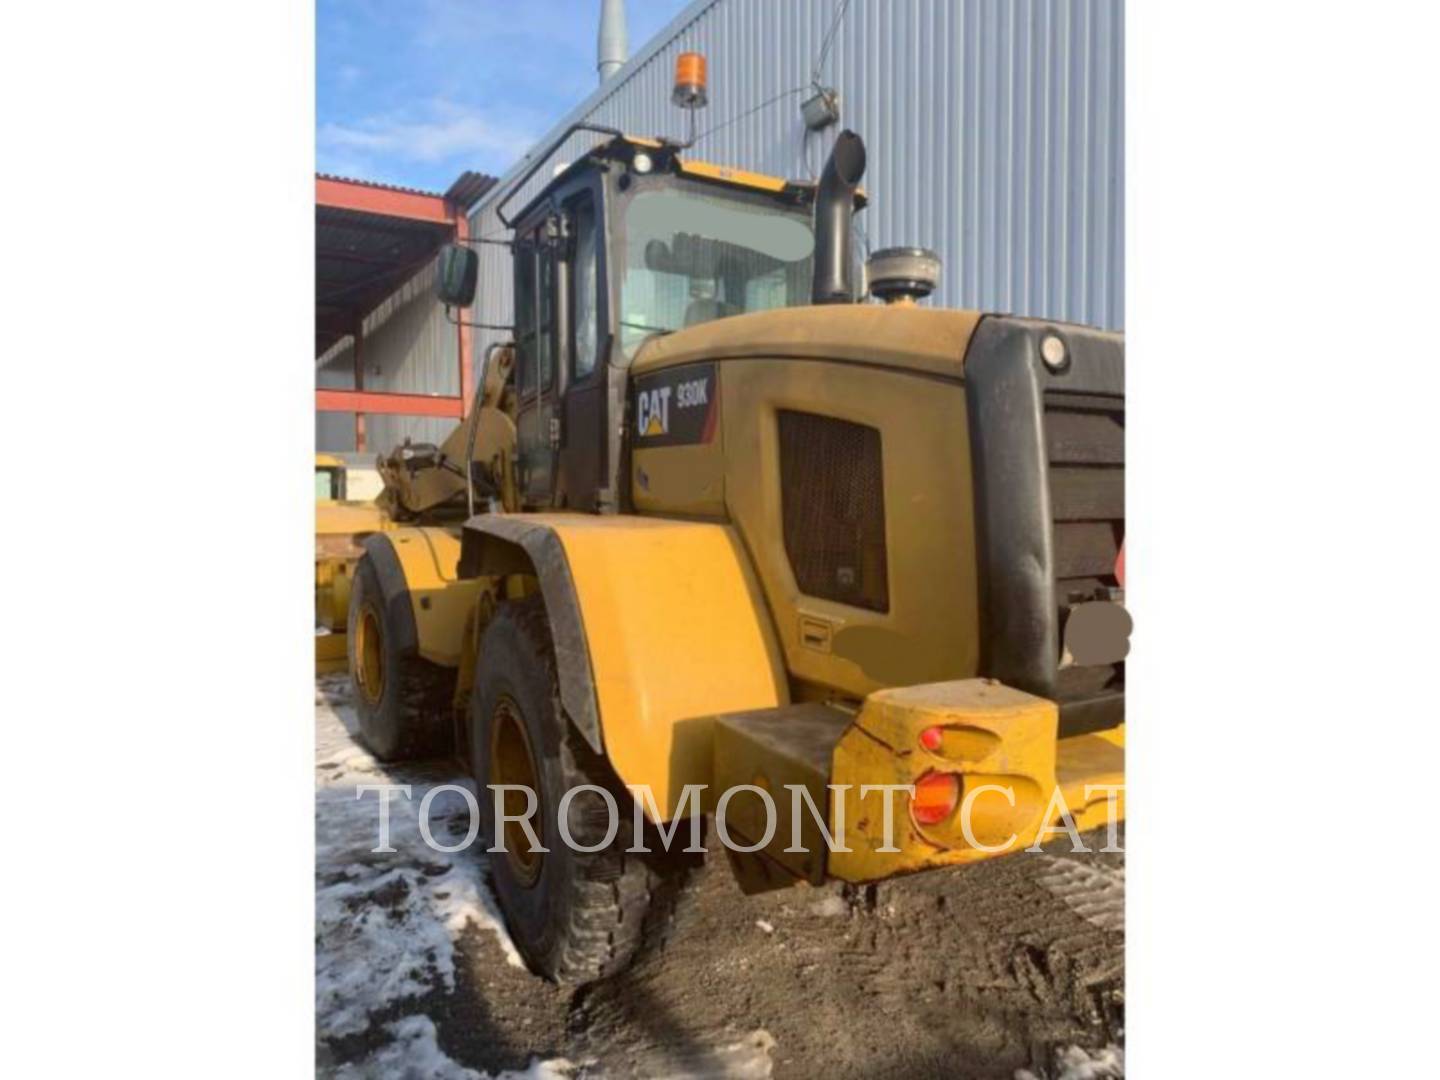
1035 855 1126 934
328 824 1125 1078
559 839 1125 1078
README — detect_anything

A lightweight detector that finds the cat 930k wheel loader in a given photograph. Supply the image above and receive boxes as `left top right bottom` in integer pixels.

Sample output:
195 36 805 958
341 123 1128 985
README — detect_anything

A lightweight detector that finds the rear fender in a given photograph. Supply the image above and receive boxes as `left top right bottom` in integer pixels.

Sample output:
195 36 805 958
460 513 788 821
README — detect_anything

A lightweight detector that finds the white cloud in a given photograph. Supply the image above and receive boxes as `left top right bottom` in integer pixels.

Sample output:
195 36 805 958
318 99 537 169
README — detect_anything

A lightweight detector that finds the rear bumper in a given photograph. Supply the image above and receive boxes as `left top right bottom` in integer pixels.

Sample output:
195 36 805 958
712 678 1124 890
830 680 1123 882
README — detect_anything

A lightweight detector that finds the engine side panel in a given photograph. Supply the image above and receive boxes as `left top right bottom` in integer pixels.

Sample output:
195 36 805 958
715 357 982 699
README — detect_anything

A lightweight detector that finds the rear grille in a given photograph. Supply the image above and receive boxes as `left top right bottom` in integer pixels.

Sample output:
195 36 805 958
777 410 889 612
963 315 1124 736
1045 392 1124 705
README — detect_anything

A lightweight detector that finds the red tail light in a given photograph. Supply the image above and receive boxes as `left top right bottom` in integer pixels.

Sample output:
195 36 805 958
911 770 960 826
919 726 943 751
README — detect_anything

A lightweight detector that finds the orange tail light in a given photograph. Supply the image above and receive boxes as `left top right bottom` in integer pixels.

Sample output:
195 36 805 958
911 770 961 826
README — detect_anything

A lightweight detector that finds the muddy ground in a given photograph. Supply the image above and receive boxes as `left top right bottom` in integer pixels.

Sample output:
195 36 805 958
316 677 1123 1079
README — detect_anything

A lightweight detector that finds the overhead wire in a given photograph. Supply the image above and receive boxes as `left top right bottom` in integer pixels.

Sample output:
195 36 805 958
692 84 810 147
811 0 853 87
696 0 855 163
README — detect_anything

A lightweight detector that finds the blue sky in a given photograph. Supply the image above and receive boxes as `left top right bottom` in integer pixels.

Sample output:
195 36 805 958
317 0 694 191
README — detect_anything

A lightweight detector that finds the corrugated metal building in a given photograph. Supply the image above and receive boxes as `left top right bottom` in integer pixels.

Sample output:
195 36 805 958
462 0 1123 378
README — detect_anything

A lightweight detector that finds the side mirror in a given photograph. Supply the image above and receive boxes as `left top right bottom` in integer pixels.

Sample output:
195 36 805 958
435 244 478 308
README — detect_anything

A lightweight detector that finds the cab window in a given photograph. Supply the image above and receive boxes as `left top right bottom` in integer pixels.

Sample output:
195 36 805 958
616 186 814 359
514 238 556 396
570 194 600 380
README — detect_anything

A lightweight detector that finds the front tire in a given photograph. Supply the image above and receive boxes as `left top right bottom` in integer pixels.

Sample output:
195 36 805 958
347 554 454 762
470 598 696 984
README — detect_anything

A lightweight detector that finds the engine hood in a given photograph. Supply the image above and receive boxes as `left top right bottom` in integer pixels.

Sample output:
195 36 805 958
630 305 986 382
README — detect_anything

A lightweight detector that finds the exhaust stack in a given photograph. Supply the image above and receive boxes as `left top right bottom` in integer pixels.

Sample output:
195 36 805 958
811 130 867 305
597 0 628 82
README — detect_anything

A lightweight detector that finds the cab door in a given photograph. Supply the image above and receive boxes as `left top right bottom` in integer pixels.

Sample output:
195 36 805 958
513 228 559 506
558 189 606 509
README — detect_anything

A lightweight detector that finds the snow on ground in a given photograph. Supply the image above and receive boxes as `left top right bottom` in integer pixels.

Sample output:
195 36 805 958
1015 1044 1125 1080
332 1016 577 1080
315 676 554 1077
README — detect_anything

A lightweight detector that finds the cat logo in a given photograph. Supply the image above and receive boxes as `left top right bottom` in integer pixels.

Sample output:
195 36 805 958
637 386 672 436
633 364 717 446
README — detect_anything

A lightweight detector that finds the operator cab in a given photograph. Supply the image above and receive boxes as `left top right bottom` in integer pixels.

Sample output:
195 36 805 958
436 133 865 514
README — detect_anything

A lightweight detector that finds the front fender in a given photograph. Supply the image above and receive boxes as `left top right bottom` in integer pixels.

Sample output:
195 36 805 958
363 526 476 668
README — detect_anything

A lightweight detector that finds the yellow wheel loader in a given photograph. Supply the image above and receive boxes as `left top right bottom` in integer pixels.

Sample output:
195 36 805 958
346 125 1127 984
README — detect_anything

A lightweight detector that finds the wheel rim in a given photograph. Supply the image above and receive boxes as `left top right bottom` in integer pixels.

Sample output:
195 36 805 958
489 696 543 887
354 607 385 705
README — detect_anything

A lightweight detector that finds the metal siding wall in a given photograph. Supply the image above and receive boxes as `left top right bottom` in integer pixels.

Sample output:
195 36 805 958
467 0 1122 343
361 261 456 397
361 259 457 449
315 260 458 451
316 339 357 452
315 411 356 453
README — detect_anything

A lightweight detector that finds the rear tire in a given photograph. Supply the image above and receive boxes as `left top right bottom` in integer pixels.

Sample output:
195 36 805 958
347 554 454 762
470 597 698 984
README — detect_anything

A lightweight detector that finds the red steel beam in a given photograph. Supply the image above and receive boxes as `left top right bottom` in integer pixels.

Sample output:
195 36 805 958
316 176 451 225
316 389 465 419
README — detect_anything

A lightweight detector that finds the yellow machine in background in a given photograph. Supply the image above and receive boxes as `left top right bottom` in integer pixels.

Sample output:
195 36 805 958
333 101 1127 985
314 455 391 673
314 453 347 501
313 349 518 674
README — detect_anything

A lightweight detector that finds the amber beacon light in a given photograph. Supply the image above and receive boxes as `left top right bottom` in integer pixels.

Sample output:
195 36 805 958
672 51 708 109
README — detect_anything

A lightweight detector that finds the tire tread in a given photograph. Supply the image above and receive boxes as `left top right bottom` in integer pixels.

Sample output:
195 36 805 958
503 598 697 984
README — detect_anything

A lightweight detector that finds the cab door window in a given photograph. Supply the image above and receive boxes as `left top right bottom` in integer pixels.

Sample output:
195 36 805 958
514 226 558 502
514 242 539 397
537 253 555 391
570 194 599 380
514 239 556 399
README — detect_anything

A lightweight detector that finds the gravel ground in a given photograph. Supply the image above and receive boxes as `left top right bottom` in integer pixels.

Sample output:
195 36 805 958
315 676 1124 1079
